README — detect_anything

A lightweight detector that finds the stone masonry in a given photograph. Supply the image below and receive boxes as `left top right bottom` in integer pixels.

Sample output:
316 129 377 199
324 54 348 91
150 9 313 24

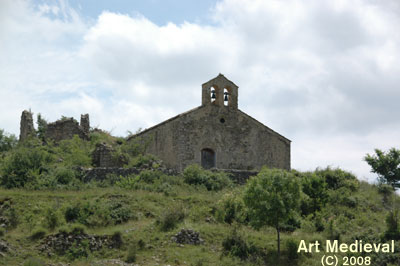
45 116 89 143
92 143 119 167
19 110 35 141
129 74 291 172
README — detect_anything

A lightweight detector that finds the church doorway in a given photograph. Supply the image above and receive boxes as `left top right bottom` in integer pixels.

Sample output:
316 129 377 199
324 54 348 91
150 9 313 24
201 148 216 169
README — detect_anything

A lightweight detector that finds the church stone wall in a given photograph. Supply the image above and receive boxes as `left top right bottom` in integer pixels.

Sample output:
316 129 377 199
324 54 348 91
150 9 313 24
132 104 290 172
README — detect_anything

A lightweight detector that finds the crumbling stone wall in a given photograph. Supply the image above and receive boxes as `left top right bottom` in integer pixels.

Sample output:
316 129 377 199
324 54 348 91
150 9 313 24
19 110 35 141
80 114 90 136
45 116 89 143
92 143 120 167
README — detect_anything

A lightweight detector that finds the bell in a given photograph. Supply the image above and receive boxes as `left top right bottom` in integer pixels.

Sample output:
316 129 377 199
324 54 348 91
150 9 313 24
224 94 228 101
211 90 216 99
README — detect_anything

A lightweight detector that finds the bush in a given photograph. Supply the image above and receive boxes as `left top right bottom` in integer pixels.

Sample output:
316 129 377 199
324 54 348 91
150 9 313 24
300 173 328 215
65 205 80 223
30 228 47 240
66 239 89 260
315 167 359 191
56 136 91 167
126 244 137 263
111 231 123 248
70 224 86 235
384 210 400 240
222 228 261 260
0 227 4 237
183 164 232 191
286 238 299 261
157 207 185 231
216 191 248 224
44 208 61 230
0 139 54 188
0 129 17 153
64 199 133 227
54 167 77 185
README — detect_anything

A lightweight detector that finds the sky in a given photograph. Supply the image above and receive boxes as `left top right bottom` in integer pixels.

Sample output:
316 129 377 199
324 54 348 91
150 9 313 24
1 0 399 182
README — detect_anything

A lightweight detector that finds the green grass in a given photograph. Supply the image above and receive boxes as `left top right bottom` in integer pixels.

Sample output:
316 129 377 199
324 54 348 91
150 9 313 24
0 175 399 266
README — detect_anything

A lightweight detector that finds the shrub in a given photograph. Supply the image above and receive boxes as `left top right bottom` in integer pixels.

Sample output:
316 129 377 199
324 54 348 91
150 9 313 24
30 228 47 240
384 210 400 240
138 170 164 183
0 140 54 188
0 227 4 237
70 224 86 235
126 244 137 263
56 136 91 167
0 129 17 153
44 208 61 230
315 167 359 191
286 238 299 260
300 173 328 215
216 191 248 224
183 164 232 191
111 231 123 248
157 207 185 231
54 167 77 185
222 228 259 260
64 199 133 227
137 239 145 249
4 206 19 229
66 239 89 260
65 205 80 223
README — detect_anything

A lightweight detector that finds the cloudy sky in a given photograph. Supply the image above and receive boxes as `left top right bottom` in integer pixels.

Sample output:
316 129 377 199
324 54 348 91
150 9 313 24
1 0 399 182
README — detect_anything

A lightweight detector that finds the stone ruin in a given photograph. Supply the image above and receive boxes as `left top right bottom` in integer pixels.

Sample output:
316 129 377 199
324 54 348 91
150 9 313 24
19 110 35 141
19 110 90 143
17 109 259 183
92 142 124 168
45 115 90 143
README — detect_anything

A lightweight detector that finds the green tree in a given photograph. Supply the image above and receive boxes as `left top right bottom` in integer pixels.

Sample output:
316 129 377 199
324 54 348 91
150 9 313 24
36 113 48 142
0 129 17 153
365 148 400 189
243 167 300 257
301 173 328 215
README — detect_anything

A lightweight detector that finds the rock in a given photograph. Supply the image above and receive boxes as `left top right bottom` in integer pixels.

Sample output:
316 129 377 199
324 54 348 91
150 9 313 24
171 229 204 245
39 232 122 255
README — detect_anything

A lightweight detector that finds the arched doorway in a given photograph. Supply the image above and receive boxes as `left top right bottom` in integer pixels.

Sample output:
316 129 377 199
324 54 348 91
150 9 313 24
201 148 216 169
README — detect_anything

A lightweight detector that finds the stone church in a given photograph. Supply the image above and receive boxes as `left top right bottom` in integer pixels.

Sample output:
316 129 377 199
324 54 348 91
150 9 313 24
129 74 290 172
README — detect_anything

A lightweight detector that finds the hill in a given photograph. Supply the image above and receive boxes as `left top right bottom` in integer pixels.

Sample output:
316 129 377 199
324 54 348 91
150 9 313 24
0 130 399 265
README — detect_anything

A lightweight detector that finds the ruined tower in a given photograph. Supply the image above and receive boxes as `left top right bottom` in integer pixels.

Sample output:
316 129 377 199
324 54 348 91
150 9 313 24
80 114 90 136
19 110 35 141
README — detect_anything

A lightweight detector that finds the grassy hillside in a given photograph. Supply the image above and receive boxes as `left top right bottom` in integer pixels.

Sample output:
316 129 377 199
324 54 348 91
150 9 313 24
1 172 399 265
1 131 400 265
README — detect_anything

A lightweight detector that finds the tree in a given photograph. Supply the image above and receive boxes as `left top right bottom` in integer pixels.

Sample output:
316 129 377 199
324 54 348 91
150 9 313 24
0 129 17 153
36 113 48 142
243 167 300 257
365 148 400 189
301 173 328 216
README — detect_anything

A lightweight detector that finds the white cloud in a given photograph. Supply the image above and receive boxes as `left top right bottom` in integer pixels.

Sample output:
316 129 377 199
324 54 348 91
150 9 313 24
1 0 399 182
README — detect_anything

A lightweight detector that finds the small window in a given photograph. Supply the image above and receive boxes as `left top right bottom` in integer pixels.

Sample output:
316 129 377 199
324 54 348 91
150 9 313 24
220 118 225 123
